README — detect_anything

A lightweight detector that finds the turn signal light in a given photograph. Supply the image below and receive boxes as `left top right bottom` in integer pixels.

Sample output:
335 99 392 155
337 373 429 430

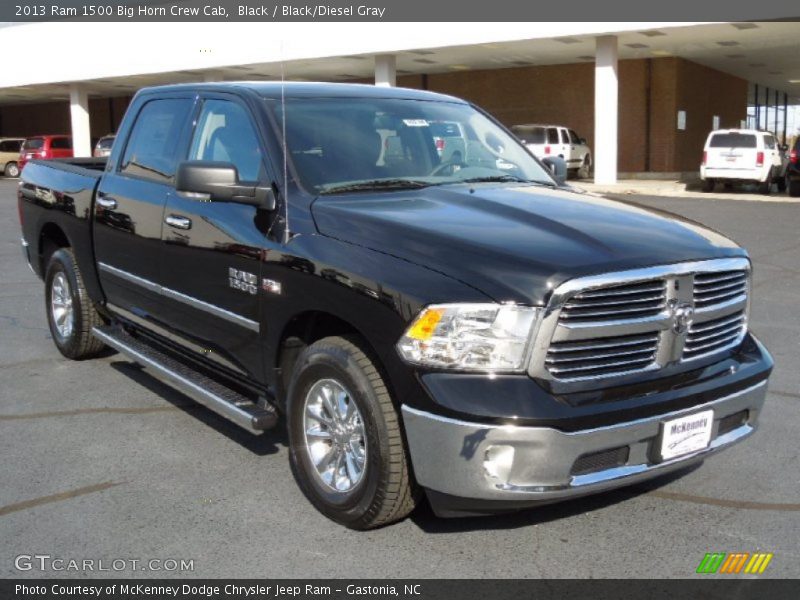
544 146 551 155
756 151 764 167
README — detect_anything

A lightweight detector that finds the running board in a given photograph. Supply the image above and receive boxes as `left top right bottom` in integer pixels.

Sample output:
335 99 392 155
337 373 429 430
92 325 277 434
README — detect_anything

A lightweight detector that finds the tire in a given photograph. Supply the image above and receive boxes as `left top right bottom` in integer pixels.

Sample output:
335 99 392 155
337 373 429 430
758 178 772 195
287 336 418 529
777 172 787 193
4 162 19 178
701 179 715 193
577 156 591 179
44 248 105 360
789 177 800 198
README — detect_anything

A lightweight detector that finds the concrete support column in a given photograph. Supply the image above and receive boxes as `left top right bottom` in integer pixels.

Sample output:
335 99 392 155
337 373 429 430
594 35 618 184
374 54 396 87
69 84 92 158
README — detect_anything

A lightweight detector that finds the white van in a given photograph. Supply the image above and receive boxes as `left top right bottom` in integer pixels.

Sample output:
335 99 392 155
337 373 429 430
700 129 787 194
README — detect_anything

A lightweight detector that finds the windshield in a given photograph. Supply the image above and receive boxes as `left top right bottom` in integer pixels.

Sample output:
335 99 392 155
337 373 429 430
22 138 44 151
272 97 555 194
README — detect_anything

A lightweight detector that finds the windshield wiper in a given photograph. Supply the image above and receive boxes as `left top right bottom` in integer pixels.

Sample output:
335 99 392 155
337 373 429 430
462 175 560 188
320 179 433 194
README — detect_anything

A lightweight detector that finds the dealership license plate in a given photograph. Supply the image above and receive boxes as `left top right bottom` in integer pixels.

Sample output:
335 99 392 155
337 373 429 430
660 410 714 460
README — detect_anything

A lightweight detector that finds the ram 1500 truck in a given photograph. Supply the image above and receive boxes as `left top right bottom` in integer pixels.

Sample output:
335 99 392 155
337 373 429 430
18 83 773 529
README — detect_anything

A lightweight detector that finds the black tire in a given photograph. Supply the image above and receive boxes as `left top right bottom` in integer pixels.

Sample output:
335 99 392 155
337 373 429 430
777 173 787 193
701 178 715 192
4 162 19 178
44 248 105 360
577 156 591 180
790 177 800 198
758 178 772 195
287 336 418 529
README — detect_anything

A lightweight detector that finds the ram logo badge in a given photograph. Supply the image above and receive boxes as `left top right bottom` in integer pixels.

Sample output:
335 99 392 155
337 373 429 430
229 268 257 295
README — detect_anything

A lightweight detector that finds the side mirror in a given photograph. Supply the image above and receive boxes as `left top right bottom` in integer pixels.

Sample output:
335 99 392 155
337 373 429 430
779 143 789 153
175 161 275 210
541 155 568 186
579 138 588 145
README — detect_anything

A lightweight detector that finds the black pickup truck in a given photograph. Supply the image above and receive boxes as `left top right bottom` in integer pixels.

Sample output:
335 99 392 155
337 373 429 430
18 82 772 529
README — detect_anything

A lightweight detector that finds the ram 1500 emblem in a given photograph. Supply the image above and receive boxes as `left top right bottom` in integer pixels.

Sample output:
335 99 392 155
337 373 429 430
671 302 694 334
229 268 257 295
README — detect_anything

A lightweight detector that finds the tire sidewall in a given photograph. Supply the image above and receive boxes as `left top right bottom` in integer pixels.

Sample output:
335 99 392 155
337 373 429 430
287 341 389 526
45 249 83 357
5 162 19 178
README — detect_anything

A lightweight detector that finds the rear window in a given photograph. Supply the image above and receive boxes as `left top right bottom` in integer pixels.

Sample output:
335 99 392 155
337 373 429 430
430 122 462 138
511 126 546 144
709 133 757 149
22 138 44 151
50 137 72 150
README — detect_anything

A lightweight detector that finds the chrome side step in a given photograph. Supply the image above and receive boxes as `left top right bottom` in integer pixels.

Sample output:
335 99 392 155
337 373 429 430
92 325 277 434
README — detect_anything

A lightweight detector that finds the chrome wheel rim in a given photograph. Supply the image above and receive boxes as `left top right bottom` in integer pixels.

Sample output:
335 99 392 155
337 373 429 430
303 378 367 492
50 272 74 339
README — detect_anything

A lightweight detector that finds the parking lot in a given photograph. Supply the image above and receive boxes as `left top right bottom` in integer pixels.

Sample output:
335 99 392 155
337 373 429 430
0 177 798 578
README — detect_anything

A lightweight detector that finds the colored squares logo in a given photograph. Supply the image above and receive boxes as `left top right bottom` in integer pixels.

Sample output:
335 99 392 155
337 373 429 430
696 552 773 574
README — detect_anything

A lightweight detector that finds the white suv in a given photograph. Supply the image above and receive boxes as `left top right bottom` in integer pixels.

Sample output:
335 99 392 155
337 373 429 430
700 129 787 194
511 124 592 179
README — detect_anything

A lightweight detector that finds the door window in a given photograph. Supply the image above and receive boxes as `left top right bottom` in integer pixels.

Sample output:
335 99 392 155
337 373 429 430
120 98 192 183
560 129 570 144
50 137 72 150
569 130 582 144
189 99 264 182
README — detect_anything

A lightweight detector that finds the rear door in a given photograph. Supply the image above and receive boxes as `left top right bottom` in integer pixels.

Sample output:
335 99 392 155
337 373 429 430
94 94 195 320
157 93 275 377
706 132 758 172
49 136 73 159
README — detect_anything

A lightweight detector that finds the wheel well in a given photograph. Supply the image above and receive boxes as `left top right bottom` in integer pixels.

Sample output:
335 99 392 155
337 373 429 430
38 223 70 273
276 311 367 399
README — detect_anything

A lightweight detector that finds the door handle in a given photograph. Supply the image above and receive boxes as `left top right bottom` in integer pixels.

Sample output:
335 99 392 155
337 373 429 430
165 214 192 230
96 195 117 209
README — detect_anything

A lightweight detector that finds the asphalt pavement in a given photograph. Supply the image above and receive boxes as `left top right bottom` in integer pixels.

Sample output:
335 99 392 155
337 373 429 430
1 179 798 578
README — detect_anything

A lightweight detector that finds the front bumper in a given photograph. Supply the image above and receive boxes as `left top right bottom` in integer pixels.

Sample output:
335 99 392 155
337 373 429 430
403 380 767 512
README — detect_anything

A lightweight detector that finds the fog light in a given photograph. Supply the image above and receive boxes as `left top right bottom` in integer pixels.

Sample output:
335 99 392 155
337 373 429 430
483 445 515 482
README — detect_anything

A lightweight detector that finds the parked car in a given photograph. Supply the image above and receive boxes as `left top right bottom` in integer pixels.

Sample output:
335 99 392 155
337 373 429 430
0 138 24 177
18 83 772 529
18 135 73 173
93 134 115 157
785 137 800 197
700 129 787 194
511 124 592 179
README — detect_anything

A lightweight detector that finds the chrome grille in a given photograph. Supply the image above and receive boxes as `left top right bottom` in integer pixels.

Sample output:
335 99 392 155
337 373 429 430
528 258 751 389
694 270 747 309
683 311 746 360
546 332 659 378
560 280 666 322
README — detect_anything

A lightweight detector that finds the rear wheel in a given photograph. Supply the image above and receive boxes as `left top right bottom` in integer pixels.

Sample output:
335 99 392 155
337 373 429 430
789 177 800 198
45 248 105 359
701 179 715 192
287 336 418 529
758 177 772 195
4 162 19 178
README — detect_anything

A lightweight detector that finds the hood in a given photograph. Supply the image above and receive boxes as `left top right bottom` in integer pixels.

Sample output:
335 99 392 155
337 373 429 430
311 184 744 304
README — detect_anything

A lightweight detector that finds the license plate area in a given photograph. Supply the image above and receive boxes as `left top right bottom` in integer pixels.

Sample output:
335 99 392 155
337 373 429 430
658 410 714 461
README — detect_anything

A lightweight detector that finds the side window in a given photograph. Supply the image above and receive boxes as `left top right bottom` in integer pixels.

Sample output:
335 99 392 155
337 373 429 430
547 128 560 144
569 130 581 144
560 129 570 144
51 137 72 150
763 136 775 150
189 99 263 182
120 98 192 184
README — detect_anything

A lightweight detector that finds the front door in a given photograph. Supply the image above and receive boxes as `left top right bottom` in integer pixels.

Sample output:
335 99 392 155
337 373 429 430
94 95 195 320
157 94 275 378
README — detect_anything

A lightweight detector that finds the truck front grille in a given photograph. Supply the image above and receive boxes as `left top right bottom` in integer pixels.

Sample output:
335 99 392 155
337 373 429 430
546 332 659 378
683 311 746 360
560 280 666 322
529 258 750 389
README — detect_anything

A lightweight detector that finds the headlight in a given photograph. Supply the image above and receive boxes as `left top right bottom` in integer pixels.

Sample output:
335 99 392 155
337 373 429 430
396 303 541 372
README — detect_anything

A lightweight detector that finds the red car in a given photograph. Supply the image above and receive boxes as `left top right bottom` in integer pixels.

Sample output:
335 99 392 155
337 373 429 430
18 135 73 172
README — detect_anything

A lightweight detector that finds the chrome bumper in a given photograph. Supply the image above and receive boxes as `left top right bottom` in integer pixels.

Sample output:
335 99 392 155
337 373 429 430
402 381 767 502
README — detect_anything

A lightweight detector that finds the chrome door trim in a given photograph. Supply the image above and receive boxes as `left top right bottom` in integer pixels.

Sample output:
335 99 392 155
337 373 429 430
106 303 247 375
98 261 160 294
97 262 259 333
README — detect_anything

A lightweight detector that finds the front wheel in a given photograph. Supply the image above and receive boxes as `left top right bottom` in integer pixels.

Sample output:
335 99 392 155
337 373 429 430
45 248 105 359
287 336 418 529
4 162 19 178
577 156 591 179
789 177 800 198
